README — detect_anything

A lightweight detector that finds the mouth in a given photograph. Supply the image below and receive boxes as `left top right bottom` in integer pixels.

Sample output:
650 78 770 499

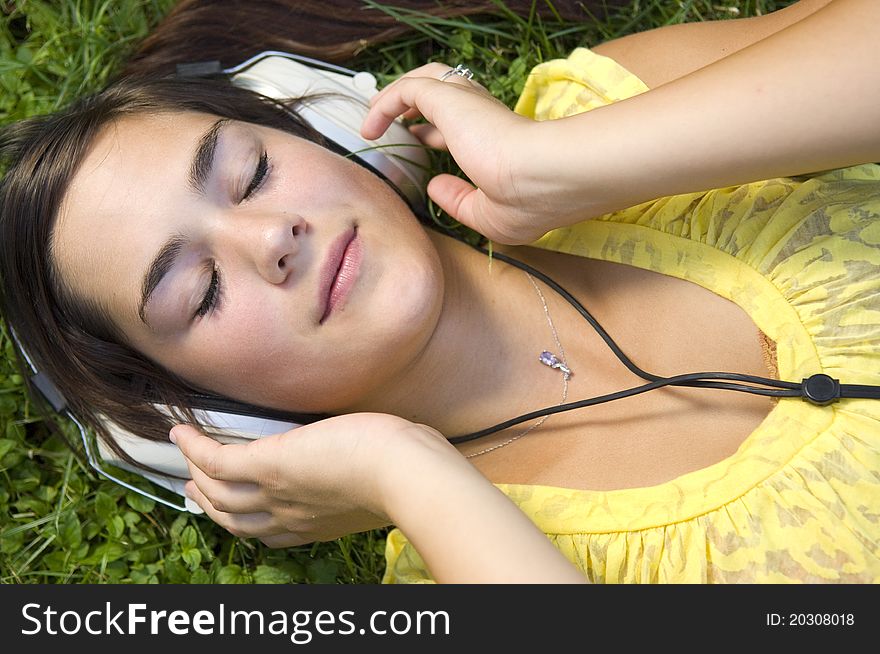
319 225 361 324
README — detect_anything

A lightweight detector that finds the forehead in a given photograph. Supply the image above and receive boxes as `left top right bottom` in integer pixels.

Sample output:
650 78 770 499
56 109 219 231
61 110 220 208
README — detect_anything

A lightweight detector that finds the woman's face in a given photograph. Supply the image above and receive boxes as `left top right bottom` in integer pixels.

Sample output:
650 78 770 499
53 111 443 413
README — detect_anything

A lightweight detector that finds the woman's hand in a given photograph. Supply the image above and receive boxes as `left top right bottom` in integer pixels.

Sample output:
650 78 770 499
170 412 447 547
362 63 568 245
172 410 585 582
365 0 880 246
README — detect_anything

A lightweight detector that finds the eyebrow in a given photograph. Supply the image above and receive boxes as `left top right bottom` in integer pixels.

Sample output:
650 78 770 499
136 118 230 326
138 234 188 325
188 118 229 195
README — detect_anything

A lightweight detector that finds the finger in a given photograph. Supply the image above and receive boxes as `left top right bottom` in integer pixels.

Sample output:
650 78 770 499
362 77 430 140
363 73 495 142
435 74 478 90
368 62 452 107
184 480 281 539
170 424 255 482
260 533 311 549
408 123 447 150
426 174 481 226
427 176 528 245
366 63 445 120
183 462 265 514
362 76 459 141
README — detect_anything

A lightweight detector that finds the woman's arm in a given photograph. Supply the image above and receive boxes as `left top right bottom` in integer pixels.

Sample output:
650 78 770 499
592 0 833 89
171 415 585 583
363 0 879 244
543 0 879 223
378 426 586 583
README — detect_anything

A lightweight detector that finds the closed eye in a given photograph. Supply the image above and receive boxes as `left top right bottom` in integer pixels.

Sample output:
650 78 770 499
241 151 270 202
195 265 221 318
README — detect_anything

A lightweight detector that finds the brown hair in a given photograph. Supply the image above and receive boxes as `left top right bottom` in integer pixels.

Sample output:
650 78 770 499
122 0 627 78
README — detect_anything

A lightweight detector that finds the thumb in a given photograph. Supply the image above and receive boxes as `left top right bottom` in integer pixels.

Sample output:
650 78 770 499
427 174 489 234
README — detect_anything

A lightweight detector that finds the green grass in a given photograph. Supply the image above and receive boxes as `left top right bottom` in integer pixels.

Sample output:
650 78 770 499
1 0 795 584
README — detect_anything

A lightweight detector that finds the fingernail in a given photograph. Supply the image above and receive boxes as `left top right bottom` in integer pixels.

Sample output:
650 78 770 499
169 428 178 445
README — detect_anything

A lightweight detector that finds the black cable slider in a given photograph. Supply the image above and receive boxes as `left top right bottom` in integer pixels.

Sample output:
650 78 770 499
801 374 840 406
175 60 223 78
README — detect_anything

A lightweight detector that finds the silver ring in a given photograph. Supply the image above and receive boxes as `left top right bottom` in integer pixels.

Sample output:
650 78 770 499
439 64 474 82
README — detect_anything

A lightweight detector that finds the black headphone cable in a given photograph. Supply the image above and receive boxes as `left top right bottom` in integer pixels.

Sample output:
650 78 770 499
447 244 880 446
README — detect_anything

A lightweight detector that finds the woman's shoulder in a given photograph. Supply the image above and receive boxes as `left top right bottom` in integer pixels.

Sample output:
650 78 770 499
514 47 650 121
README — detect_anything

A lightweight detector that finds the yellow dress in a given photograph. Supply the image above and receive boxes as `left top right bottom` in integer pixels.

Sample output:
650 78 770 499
383 48 880 583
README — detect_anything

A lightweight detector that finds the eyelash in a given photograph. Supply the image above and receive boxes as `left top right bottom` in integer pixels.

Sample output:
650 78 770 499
195 266 221 319
195 150 269 320
241 150 270 202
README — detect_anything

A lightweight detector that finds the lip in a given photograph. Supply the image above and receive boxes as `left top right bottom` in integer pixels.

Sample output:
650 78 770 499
318 225 361 324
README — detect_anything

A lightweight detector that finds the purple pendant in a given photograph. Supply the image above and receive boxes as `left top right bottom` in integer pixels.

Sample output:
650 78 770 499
539 350 572 379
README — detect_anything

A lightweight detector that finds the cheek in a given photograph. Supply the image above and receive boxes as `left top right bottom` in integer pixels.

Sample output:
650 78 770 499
182 303 350 411
170 302 297 395
273 152 361 211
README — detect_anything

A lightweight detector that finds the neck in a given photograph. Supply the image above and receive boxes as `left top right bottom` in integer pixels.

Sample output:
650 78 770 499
346 229 574 440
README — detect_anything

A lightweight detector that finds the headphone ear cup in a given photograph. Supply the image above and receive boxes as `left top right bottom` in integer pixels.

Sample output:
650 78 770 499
230 53 430 208
93 404 301 513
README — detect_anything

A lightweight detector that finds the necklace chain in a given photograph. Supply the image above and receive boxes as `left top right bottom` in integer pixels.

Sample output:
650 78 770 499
465 272 571 459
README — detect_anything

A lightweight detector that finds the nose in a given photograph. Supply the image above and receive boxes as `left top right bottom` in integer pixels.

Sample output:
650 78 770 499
226 212 307 284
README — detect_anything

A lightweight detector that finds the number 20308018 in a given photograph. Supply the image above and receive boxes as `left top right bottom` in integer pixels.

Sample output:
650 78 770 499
766 613 854 626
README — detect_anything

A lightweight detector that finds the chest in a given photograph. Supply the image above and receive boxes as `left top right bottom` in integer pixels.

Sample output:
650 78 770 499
466 247 778 491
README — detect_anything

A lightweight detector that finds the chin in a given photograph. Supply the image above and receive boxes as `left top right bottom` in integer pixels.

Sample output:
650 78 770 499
383 248 443 340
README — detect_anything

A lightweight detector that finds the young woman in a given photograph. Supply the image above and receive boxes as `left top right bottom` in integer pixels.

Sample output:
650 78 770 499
1 0 878 583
